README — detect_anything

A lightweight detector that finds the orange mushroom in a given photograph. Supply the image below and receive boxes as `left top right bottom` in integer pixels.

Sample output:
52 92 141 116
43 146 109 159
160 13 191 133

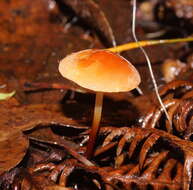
59 49 141 159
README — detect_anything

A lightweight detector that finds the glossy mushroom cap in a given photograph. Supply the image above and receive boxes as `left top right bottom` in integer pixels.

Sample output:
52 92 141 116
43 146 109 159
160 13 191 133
59 49 141 92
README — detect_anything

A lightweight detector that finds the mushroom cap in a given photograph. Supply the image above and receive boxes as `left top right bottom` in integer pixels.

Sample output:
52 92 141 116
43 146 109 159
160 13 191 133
59 49 141 93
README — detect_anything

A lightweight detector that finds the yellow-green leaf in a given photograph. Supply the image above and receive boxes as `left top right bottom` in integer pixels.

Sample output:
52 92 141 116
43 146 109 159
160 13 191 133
0 91 15 100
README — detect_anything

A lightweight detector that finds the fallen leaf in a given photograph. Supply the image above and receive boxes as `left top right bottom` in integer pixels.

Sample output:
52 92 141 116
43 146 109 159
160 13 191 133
0 126 29 175
0 91 15 101
0 98 88 176
0 100 86 132
60 0 115 46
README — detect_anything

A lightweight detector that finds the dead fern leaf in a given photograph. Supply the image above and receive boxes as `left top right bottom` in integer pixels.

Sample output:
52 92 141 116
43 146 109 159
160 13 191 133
94 127 193 190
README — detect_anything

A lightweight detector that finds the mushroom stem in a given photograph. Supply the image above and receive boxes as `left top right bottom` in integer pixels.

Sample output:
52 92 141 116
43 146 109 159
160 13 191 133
86 92 104 159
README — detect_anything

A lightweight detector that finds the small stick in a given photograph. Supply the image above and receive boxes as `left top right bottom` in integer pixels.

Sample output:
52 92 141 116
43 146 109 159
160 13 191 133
107 37 193 53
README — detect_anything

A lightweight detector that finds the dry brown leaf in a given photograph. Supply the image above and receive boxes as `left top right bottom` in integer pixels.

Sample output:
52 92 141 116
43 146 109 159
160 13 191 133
0 100 85 132
95 127 193 189
0 126 29 175
0 98 87 176
59 0 115 46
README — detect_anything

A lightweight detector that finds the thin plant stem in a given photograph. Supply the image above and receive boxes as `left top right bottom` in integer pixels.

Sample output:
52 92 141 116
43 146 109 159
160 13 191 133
131 0 172 126
107 37 193 53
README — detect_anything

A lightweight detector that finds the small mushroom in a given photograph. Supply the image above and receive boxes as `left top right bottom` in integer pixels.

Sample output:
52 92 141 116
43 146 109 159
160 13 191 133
59 49 141 159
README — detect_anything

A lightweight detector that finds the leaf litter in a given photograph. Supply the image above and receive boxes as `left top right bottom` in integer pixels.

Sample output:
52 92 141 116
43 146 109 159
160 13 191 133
1 0 193 190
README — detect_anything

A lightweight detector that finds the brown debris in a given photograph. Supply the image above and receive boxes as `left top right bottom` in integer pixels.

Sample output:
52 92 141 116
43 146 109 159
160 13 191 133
58 0 116 46
1 0 193 189
0 98 84 132
166 0 193 21
0 127 29 176
141 80 193 139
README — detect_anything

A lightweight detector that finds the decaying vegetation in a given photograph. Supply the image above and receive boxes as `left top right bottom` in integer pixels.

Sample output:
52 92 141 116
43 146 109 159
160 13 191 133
1 0 193 189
